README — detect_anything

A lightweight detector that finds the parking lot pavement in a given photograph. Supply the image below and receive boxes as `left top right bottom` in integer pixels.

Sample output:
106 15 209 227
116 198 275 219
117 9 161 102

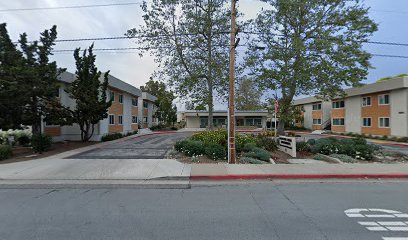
67 132 192 159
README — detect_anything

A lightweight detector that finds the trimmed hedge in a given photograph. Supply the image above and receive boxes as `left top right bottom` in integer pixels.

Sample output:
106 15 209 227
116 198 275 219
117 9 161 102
101 133 123 142
0 145 12 160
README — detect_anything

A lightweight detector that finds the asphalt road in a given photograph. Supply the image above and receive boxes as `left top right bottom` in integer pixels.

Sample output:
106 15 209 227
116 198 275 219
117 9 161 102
68 132 192 159
1 181 408 240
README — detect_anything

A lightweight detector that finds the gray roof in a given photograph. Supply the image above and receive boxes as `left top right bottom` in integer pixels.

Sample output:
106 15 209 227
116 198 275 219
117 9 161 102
142 92 158 102
58 71 143 97
293 76 408 105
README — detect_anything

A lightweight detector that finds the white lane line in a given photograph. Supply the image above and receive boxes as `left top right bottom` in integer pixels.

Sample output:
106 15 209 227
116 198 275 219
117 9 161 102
378 222 407 226
367 226 388 231
386 227 408 231
382 238 408 240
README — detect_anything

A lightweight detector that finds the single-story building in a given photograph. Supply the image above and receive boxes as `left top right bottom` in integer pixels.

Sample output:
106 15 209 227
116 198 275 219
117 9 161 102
182 110 273 129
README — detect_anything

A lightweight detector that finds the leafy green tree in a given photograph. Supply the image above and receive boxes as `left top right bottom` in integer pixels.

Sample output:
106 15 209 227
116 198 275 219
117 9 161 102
126 0 231 130
246 0 377 135
141 79 176 126
235 77 263 110
0 23 26 130
65 44 112 142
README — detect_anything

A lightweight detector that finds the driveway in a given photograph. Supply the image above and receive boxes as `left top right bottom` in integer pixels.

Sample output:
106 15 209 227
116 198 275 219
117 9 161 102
0 132 193 181
68 132 192 159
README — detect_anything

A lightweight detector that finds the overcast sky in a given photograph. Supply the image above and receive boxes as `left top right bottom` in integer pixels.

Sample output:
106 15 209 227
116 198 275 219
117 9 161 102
1 0 408 109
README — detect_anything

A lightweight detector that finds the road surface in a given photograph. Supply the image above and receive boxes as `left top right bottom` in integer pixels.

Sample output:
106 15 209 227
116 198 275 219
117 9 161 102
1 181 408 240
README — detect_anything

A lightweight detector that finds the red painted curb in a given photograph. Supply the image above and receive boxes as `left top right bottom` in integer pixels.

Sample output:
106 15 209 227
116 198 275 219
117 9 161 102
191 174 408 180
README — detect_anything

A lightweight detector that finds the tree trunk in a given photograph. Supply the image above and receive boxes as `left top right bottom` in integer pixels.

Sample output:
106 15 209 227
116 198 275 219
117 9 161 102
206 1 214 131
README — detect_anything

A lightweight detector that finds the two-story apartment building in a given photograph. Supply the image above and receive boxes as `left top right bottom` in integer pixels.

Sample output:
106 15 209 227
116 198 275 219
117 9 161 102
293 76 408 137
42 72 158 141
138 92 158 128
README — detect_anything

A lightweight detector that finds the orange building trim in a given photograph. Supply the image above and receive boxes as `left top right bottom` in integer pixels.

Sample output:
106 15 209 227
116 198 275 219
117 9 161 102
331 108 346 133
312 110 323 130
361 93 391 135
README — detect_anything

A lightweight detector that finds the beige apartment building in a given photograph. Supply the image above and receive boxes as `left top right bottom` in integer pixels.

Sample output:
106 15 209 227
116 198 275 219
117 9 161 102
293 76 408 137
42 72 158 142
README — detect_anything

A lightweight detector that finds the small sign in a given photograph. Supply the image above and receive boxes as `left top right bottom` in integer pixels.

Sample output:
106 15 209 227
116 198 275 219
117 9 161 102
278 136 296 157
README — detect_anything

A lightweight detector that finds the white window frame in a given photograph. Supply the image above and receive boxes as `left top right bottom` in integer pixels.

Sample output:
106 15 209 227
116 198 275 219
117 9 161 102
378 117 390 128
362 117 371 127
109 114 115 125
362 97 371 107
118 115 123 125
119 94 124 104
312 103 322 111
378 94 390 105
132 98 138 107
109 91 115 102
332 118 345 126
132 116 138 124
312 118 322 125
332 100 345 109
143 101 148 109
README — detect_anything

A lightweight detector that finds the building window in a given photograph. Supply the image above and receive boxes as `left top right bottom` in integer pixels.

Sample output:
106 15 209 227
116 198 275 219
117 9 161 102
244 118 262 127
109 91 115 102
109 114 115 125
132 98 138 106
119 94 123 104
143 101 148 109
378 94 390 105
362 97 371 107
55 87 60 97
379 117 390 128
132 116 138 124
118 115 123 125
362 117 371 127
143 117 148 123
312 103 322 111
312 118 322 125
332 118 345 126
332 100 345 109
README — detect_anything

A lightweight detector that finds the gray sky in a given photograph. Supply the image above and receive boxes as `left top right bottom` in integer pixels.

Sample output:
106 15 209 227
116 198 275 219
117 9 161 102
1 0 408 108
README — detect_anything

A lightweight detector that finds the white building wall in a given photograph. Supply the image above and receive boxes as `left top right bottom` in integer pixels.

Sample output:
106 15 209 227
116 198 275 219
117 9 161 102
186 116 200 128
322 101 332 125
390 89 408 137
303 104 313 129
345 96 362 133
122 93 132 133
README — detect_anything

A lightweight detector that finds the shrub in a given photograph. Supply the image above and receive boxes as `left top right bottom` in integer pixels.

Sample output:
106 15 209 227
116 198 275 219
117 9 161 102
242 142 257 152
329 154 357 163
307 139 316 145
380 135 388 140
396 137 408 143
256 130 275 138
256 137 278 151
170 126 178 130
243 147 270 162
0 145 12 160
240 157 264 164
204 143 227 160
31 133 52 153
191 130 228 145
175 140 188 152
18 135 31 146
296 141 311 152
352 137 367 145
101 133 123 142
183 140 205 156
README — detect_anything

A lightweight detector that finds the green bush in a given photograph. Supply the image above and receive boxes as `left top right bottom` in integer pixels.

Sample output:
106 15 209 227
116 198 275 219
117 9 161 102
296 141 311 152
175 140 188 152
256 137 277 151
18 135 31 146
170 126 178 130
242 142 257 152
183 140 205 156
101 133 123 142
329 154 357 163
204 143 227 160
380 135 388 140
240 157 264 164
0 145 12 160
31 133 52 153
191 130 228 145
310 137 376 160
243 147 270 162
396 137 408 143
307 138 316 145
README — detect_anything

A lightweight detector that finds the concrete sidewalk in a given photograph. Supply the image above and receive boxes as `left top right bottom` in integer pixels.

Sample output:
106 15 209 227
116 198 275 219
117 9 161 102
190 163 408 180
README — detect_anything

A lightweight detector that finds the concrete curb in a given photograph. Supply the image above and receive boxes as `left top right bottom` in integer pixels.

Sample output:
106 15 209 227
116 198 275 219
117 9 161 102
190 174 408 180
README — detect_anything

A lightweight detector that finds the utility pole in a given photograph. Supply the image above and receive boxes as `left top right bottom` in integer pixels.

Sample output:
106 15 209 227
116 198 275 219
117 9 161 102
228 0 237 164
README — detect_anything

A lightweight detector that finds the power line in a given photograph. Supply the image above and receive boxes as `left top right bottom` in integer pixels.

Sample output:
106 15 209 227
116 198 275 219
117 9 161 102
0 2 143 12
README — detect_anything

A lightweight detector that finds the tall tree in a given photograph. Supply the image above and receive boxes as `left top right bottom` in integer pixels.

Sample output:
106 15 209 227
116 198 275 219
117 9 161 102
246 0 377 135
0 23 26 130
18 25 65 134
141 78 176 126
235 77 263 110
65 44 112 142
126 0 231 130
